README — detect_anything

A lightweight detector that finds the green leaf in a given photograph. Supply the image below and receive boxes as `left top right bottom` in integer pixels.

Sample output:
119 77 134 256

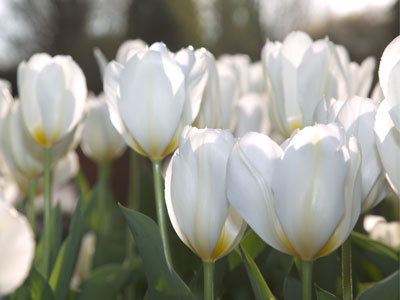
228 229 266 271
315 285 340 300
239 245 276 300
49 198 84 300
11 267 55 300
120 204 196 300
76 262 140 300
357 271 399 300
351 232 399 262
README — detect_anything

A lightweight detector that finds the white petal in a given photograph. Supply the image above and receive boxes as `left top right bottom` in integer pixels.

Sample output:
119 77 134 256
234 93 266 137
374 100 400 196
273 124 348 259
116 39 147 64
118 50 185 158
386 61 400 131
0 202 35 296
379 35 400 97
226 132 294 254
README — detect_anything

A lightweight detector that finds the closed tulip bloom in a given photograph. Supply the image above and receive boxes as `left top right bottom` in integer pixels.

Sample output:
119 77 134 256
115 39 148 64
0 201 35 296
2 100 82 179
18 53 87 147
104 43 187 159
81 95 126 163
378 35 400 131
165 127 246 262
262 31 347 138
227 123 361 260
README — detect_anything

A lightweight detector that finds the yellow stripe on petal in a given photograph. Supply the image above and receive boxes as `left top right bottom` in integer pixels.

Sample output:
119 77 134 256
210 226 232 262
289 120 302 134
32 127 48 146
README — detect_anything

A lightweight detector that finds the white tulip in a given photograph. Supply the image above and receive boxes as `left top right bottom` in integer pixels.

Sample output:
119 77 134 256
81 95 126 163
0 201 35 296
165 127 246 261
227 123 361 260
104 42 188 159
335 96 391 212
261 31 347 138
378 35 400 131
18 53 87 147
115 39 148 64
364 215 400 249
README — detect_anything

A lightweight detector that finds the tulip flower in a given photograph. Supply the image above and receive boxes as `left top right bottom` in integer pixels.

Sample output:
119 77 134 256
165 126 246 300
81 94 127 164
18 53 87 147
261 31 347 138
227 123 361 260
378 35 400 131
104 42 186 159
335 45 376 97
364 215 400 249
0 201 35 296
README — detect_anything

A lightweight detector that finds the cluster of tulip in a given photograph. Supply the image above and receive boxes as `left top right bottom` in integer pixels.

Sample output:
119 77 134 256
0 31 399 300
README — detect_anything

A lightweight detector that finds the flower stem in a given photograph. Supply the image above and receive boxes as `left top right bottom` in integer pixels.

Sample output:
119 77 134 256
28 178 37 233
203 261 215 300
41 146 52 278
301 259 313 300
342 237 353 300
125 150 141 300
151 159 172 267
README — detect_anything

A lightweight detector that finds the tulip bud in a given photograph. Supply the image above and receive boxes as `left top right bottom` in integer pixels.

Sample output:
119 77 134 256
18 53 87 147
165 127 246 262
0 201 35 296
227 123 361 260
364 215 400 249
81 95 126 163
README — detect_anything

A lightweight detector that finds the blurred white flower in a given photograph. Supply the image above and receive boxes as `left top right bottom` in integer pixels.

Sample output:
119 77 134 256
165 127 246 262
18 53 87 147
0 201 35 296
261 31 347 138
81 94 126 163
364 215 400 249
71 232 96 289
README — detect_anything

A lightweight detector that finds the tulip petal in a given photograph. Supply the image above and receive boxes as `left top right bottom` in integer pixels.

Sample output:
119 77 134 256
226 132 295 255
0 202 35 296
387 61 400 131
374 100 400 195
273 125 348 259
118 50 185 158
379 35 400 97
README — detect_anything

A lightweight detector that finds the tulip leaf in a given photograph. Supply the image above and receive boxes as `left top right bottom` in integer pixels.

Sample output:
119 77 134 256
357 270 399 300
120 204 196 300
228 229 267 270
351 232 399 262
239 245 276 300
49 190 97 300
76 261 140 300
10 267 55 300
315 285 340 300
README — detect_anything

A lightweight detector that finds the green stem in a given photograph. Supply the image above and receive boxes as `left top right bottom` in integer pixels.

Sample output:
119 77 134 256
301 259 313 300
98 163 110 234
203 261 215 300
342 237 353 300
41 146 52 278
28 178 37 233
151 159 172 267
125 150 141 300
